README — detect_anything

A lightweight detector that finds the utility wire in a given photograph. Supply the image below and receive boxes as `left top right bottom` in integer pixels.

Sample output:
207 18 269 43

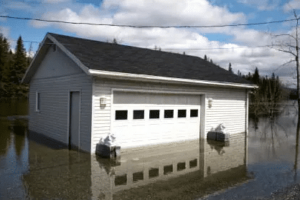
0 15 299 28
2 40 273 51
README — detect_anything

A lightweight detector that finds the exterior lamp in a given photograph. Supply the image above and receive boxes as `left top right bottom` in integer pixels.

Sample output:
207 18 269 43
208 98 213 108
100 97 106 107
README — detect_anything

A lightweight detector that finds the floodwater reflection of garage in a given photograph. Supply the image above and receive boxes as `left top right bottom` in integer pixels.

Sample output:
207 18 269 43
22 132 248 200
112 92 202 148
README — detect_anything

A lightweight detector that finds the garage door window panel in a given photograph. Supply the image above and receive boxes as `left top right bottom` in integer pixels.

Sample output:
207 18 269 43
164 110 174 118
133 110 144 119
178 110 186 118
190 109 198 117
150 110 160 119
115 110 128 120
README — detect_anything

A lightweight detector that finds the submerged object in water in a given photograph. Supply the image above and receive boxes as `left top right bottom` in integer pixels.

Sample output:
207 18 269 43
96 133 121 158
207 123 230 142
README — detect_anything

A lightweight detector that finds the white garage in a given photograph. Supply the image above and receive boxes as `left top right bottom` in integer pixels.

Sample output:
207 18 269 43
111 91 201 148
23 33 257 153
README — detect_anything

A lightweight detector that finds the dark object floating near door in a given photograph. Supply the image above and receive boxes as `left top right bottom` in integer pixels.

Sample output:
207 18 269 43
207 131 230 142
96 134 121 158
207 124 230 142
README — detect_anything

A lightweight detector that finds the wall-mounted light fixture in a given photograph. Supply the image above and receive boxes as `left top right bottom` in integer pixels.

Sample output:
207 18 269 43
100 97 106 107
208 98 213 108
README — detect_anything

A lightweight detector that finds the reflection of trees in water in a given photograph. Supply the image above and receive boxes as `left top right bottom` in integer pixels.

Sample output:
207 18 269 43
0 119 28 159
12 119 27 157
294 118 300 180
14 133 25 157
251 113 289 157
251 103 300 180
0 121 11 156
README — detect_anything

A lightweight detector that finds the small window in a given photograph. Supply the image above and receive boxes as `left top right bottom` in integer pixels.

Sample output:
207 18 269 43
164 110 173 118
36 92 40 111
115 110 127 120
190 109 198 117
178 110 186 118
133 110 144 119
150 110 160 119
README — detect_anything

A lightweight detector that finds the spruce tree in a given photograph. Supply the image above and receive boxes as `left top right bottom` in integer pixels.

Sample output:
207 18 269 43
13 36 27 84
237 70 242 76
4 36 29 98
253 67 260 84
228 63 233 73
0 34 10 97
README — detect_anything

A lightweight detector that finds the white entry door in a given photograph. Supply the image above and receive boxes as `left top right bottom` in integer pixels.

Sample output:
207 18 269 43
112 92 201 148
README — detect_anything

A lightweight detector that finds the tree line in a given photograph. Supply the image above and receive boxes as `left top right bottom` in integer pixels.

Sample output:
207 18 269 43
228 64 288 116
0 34 30 100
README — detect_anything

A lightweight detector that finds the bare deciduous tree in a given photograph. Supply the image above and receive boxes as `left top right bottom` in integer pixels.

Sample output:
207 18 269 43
269 10 300 119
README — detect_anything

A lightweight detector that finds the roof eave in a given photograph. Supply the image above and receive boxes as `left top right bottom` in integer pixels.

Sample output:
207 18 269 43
89 69 258 89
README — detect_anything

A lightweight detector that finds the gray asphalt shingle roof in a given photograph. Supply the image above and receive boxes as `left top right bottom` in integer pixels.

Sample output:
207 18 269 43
49 33 251 85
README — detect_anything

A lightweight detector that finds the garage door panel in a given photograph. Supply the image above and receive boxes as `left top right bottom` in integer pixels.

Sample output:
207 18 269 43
112 92 201 148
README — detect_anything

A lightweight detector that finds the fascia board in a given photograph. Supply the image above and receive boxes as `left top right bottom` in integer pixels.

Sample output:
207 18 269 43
89 69 258 89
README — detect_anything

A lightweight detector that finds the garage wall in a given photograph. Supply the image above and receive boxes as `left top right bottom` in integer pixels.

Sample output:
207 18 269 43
91 78 247 153
28 47 93 152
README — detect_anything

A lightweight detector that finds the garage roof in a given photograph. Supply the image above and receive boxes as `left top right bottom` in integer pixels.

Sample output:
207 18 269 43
23 33 256 88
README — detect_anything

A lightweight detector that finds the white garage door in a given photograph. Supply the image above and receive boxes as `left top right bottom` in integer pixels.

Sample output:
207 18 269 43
112 92 201 148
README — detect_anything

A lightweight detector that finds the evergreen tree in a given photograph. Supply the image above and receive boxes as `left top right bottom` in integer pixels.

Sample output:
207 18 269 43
204 55 207 61
252 67 260 84
14 36 29 97
3 36 29 98
237 70 242 76
0 34 10 97
13 36 27 84
228 63 233 73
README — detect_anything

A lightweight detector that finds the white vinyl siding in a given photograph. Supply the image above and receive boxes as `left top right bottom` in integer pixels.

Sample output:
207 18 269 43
28 47 93 152
91 78 247 153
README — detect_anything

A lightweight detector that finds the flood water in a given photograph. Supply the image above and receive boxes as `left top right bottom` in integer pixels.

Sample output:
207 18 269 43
0 101 299 199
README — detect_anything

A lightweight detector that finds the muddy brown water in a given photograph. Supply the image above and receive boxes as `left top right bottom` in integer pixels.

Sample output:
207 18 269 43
0 101 299 200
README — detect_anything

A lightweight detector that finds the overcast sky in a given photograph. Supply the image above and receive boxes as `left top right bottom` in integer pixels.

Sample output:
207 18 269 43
0 0 299 87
